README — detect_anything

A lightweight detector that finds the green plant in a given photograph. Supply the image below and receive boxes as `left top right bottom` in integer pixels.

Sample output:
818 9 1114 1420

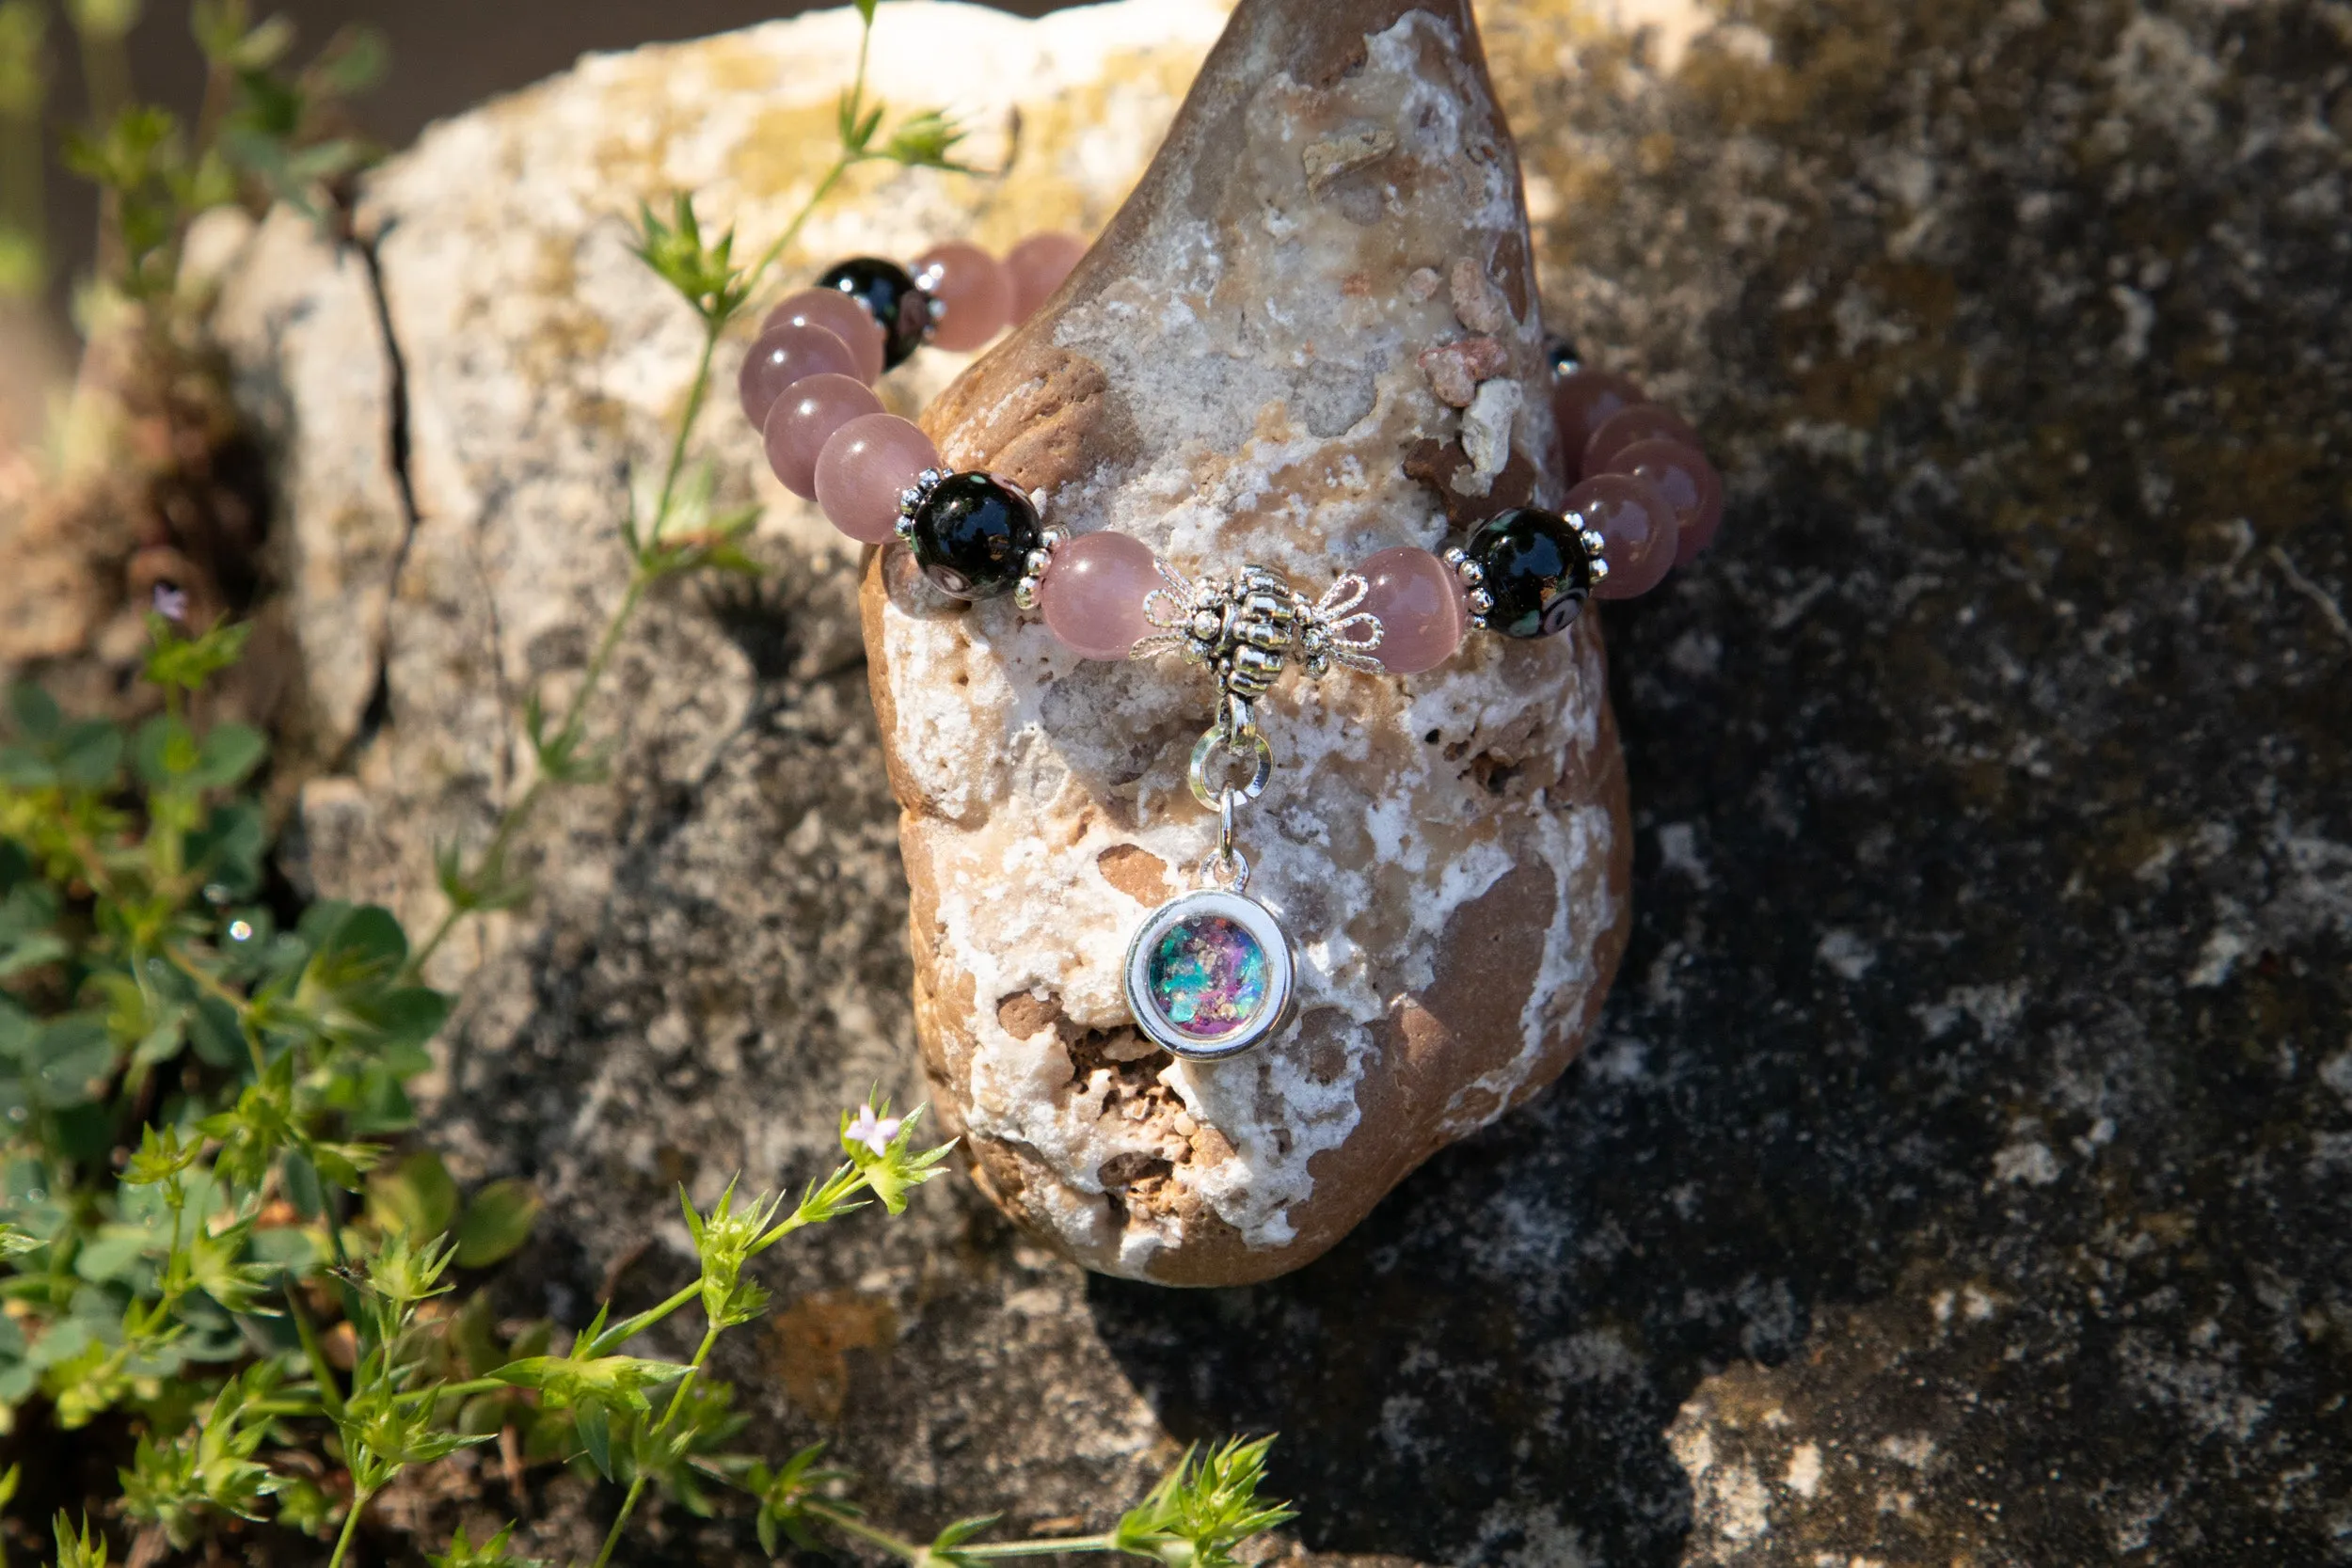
0 3 1305 1562
34 0 383 309
409 0 976 981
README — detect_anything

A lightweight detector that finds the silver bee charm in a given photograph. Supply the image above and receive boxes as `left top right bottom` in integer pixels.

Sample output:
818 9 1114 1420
1132 560 1384 692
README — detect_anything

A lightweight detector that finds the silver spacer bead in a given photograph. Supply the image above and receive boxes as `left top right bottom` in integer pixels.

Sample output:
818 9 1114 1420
1456 560 1486 587
893 515 915 542
1014 578 1041 611
1041 526 1070 552
898 467 947 521
1024 549 1053 578
1468 612 1489 631
1441 545 1470 571
1466 588 1495 616
1580 528 1607 559
1590 557 1612 583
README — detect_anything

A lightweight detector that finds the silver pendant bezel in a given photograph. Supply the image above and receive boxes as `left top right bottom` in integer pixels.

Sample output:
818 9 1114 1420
1122 888 1296 1061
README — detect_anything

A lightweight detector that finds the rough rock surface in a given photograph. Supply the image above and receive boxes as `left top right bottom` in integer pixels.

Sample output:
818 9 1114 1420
210 0 2351 1563
873 0 1627 1287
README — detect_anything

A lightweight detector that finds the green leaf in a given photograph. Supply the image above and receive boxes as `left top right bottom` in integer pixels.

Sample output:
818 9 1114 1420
839 1099 955 1215
188 800 267 896
0 932 67 982
880 109 973 172
359 1228 456 1307
453 1179 541 1268
189 722 266 790
431 1522 543 1568
186 996 247 1068
302 902 408 991
573 1397 612 1478
53 1508 109 1568
132 715 201 788
278 1148 326 1217
34 1016 118 1107
0 994 36 1059
72 1224 149 1284
7 682 59 741
365 1148 459 1240
308 24 387 97
143 617 252 695
304 1138 383 1192
121 1123 202 1187
489 1352 684 1396
926 1513 1003 1566
1114 1436 1296 1568
55 720 124 788
358 985 450 1052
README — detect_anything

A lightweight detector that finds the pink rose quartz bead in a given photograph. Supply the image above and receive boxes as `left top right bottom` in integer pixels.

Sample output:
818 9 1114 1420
1038 531 1161 660
1357 546 1466 674
1582 404 1701 476
1005 231 1087 321
738 324 858 431
764 372 884 499
914 241 1015 353
764 288 886 385
1601 438 1724 565
1568 472 1679 600
1550 370 1645 483
815 413 939 545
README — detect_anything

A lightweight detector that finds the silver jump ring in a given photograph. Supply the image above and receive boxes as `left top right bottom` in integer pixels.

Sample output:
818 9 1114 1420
1188 725 1274 812
1201 843 1252 894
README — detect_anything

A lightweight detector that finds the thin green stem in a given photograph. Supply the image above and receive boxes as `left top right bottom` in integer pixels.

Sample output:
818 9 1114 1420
801 1498 929 1562
653 321 719 530
744 152 851 298
653 1323 721 1432
585 1281 702 1356
590 1476 647 1568
283 1283 345 1421
404 568 642 984
395 10 884 985
953 1538 1125 1560
325 1484 371 1568
589 1311 723 1566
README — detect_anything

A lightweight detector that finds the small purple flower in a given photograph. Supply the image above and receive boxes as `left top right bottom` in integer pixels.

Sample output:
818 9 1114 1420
845 1102 902 1157
151 582 190 625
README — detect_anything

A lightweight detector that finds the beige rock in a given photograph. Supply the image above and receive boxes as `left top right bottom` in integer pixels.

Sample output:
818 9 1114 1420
869 0 1631 1285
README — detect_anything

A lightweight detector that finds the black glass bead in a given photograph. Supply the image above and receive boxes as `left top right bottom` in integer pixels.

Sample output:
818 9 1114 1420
1464 507 1592 639
818 257 933 370
908 472 1041 600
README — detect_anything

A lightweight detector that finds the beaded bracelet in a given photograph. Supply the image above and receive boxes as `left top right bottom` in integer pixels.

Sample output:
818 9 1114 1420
738 238 1724 1062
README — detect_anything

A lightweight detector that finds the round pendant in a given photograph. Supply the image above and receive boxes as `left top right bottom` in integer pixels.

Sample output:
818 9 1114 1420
1123 888 1296 1061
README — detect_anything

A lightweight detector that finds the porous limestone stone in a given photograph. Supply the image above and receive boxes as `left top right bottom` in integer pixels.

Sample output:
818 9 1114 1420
870 0 1629 1285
